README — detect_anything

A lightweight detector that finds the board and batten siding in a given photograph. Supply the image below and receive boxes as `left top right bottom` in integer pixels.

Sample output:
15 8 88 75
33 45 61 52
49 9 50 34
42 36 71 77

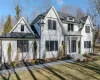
1 40 39 63
80 17 93 54
40 8 64 59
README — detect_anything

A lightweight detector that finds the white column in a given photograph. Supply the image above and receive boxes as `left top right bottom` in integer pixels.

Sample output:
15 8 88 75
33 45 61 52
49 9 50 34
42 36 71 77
70 36 71 55
76 38 78 54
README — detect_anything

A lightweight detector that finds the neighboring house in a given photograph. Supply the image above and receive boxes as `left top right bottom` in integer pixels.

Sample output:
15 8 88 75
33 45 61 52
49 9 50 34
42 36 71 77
0 6 95 63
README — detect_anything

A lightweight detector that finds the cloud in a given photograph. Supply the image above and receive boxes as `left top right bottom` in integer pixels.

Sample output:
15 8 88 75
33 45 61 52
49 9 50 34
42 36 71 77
56 0 64 6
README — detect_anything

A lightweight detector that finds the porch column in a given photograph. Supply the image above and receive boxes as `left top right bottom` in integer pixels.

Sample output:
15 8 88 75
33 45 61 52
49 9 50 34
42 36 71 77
70 36 71 55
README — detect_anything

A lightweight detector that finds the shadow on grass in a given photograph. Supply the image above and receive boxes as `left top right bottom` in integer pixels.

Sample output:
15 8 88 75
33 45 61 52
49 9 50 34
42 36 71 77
63 63 100 80
12 63 21 80
35 69 52 80
43 65 66 80
76 62 100 74
1 63 11 80
23 61 37 80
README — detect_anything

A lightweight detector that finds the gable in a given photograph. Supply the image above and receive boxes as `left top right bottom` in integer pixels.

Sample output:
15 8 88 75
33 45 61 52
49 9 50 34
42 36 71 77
10 17 34 34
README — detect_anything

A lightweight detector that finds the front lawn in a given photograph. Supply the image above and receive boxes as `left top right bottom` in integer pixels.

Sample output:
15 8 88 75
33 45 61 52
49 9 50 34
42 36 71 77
0 56 100 80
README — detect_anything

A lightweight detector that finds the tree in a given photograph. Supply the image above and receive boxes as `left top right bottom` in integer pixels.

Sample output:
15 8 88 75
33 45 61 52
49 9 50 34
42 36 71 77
8 43 12 64
15 4 21 22
34 40 37 61
2 15 13 34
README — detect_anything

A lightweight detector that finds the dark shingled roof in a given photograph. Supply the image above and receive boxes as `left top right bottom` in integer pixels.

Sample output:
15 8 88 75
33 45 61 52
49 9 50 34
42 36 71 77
0 32 40 39
31 11 79 24
80 16 88 23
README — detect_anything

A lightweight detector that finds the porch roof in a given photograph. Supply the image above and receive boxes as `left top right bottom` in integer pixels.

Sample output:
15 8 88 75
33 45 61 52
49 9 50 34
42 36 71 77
0 32 40 39
64 31 81 36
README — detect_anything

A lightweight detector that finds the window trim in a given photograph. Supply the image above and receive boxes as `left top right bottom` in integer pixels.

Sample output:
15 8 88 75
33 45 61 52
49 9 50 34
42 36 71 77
21 24 24 31
68 24 74 31
84 41 91 48
85 26 90 33
45 40 58 51
48 19 56 30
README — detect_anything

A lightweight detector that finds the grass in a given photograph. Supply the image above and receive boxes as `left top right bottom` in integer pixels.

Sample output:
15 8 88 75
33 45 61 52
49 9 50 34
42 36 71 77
0 56 100 80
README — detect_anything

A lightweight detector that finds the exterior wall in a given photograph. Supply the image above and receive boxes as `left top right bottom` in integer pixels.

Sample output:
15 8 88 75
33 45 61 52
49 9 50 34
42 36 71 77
12 20 31 33
81 17 93 54
1 39 39 63
40 8 64 59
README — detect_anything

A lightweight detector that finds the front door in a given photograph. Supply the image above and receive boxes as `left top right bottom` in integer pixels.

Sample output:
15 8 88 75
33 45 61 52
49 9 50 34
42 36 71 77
69 40 76 53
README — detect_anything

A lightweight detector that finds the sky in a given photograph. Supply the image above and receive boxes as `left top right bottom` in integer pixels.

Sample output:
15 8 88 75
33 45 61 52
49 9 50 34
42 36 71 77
0 0 88 18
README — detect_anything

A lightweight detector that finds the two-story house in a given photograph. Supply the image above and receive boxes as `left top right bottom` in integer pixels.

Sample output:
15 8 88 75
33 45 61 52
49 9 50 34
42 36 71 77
0 6 95 63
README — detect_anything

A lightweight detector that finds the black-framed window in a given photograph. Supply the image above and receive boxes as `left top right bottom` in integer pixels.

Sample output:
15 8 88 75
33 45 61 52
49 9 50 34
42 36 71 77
45 40 58 51
17 40 29 52
48 20 56 30
68 24 74 31
21 25 24 31
84 41 91 48
85 26 90 33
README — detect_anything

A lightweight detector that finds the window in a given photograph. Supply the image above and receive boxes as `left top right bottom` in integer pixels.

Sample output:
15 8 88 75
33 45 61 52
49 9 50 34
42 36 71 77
48 20 56 30
21 25 24 31
85 26 90 33
17 40 29 52
71 40 76 52
45 40 58 51
84 41 91 48
68 24 74 31
68 17 74 21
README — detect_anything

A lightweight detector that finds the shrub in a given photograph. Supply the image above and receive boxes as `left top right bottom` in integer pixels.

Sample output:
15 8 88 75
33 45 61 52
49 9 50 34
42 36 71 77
8 43 12 64
83 53 90 58
31 60 35 65
13 62 17 68
77 58 80 62
67 55 72 59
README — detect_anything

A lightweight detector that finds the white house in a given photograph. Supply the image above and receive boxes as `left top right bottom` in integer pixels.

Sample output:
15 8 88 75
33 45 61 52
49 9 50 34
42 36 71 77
0 6 95 63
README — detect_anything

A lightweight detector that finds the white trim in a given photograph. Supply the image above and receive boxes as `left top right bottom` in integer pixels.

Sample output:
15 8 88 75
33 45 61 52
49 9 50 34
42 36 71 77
9 17 34 35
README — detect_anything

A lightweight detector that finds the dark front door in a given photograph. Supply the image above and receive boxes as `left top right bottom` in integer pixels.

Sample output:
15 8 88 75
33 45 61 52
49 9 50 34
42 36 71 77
71 40 76 53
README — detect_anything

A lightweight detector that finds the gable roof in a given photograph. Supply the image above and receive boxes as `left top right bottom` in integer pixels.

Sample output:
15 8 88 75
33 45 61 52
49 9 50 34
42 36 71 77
9 17 34 35
80 16 88 24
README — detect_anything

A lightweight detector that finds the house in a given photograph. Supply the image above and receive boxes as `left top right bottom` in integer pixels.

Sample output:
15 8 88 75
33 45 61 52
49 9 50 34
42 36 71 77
0 6 95 63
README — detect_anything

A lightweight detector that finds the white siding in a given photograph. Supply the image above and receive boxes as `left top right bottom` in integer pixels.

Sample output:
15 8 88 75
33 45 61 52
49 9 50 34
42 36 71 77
40 8 64 59
81 17 93 54
1 39 40 63
12 20 31 33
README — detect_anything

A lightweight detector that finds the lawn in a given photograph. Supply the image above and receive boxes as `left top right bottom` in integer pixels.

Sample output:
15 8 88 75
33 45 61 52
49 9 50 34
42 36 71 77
0 56 100 80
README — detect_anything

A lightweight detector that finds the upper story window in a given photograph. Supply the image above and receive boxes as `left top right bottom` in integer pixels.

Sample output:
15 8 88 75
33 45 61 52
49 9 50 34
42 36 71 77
48 20 56 30
21 25 24 31
85 26 90 33
68 24 74 31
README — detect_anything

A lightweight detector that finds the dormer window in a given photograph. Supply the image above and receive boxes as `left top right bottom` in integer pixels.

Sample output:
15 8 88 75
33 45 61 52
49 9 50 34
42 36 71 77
21 25 24 31
67 17 74 21
48 20 56 30
85 26 90 33
68 24 74 31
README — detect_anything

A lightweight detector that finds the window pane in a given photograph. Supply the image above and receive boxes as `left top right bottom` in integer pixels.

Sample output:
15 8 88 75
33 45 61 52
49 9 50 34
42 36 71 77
55 41 58 51
71 24 73 31
68 24 70 31
53 20 56 30
23 40 28 52
48 20 52 29
71 40 76 52
50 41 54 51
21 25 24 31
89 41 91 48
17 40 23 52
45 41 49 51
86 26 90 33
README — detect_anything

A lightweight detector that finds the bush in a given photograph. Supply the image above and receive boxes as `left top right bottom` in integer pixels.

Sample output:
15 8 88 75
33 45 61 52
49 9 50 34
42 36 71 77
77 58 80 62
13 62 17 68
83 53 90 58
67 55 72 59
31 60 35 65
